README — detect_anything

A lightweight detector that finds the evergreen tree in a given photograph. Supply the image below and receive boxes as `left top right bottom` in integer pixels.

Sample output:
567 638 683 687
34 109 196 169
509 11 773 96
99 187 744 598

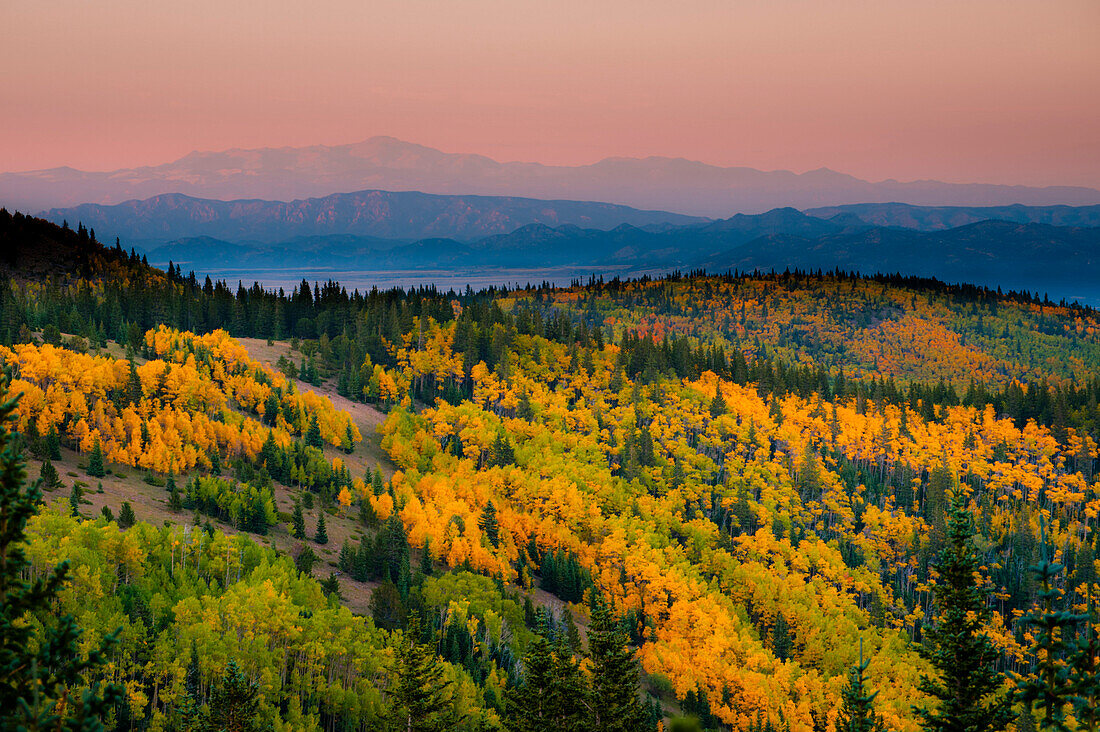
342 422 355 454
39 459 62 491
419 539 433 576
100 505 114 522
45 425 61 460
69 483 83 517
177 641 203 730
479 500 500 547
169 483 183 512
208 447 222 476
207 659 260 732
916 493 1012 732
291 500 306 539
294 545 317 576
88 437 106 478
835 640 884 732
305 415 324 450
773 613 792 663
588 598 645 732
314 511 329 545
390 617 455 731
1015 522 1083 732
117 501 136 529
508 634 555 731
320 572 342 600
0 370 124 730
709 390 727 418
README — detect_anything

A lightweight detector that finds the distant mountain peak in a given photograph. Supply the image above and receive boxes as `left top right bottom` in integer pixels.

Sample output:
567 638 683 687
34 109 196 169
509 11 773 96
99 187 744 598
3 138 1099 215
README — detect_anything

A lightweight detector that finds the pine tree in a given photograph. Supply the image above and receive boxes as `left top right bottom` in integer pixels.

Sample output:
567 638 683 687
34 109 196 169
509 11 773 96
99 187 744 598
916 493 1012 732
169 483 183 512
69 483 83 517
709 390 727 418
45 425 61 460
39 459 62 491
479 500 500 547
588 598 645 732
100 505 114 522
420 539 433 576
292 500 306 539
88 437 106 478
207 659 260 732
117 501 136 529
835 640 883 732
773 613 792 663
207 446 222 475
508 634 555 730
305 415 324 450
314 511 329 545
1015 520 1084 732
178 641 203 730
342 422 355 454
321 572 342 600
0 369 124 730
390 616 455 731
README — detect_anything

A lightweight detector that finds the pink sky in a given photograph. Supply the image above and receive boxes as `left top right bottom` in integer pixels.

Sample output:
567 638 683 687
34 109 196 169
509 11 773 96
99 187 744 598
2 0 1098 187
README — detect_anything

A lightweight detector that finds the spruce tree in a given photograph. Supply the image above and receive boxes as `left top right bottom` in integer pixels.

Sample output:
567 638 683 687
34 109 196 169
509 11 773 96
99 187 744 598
305 415 324 450
508 634 556 730
342 422 355 454
169 483 183 512
390 617 455 731
709 390 727 418
0 370 124 730
835 640 883 732
39 459 62 491
588 598 645 732
45 425 61 460
117 501 136 529
1015 522 1083 732
314 511 329 545
291 500 306 539
69 483 83 517
916 492 1012 732
87 437 106 478
479 500 500 547
321 572 342 600
207 659 260 732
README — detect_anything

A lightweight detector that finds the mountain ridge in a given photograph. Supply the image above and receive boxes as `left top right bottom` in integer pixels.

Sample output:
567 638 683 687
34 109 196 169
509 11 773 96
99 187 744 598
6 136 1099 216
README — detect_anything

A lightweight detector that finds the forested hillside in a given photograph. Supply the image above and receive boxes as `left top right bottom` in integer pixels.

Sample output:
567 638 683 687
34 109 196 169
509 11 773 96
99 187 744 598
1 210 1098 731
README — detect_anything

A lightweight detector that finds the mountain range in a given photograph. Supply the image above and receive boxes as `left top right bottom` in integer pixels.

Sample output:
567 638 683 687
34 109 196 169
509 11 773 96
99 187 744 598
39 190 706 245
117 204 1098 303
6 136 1100 217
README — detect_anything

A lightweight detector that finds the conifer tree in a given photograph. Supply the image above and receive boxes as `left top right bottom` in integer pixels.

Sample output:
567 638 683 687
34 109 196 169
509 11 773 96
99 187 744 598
69 483 83 517
1015 522 1084 732
207 659 260 732
117 501 136 529
305 415 324 450
88 437 106 478
508 633 555 731
390 616 455 731
208 447 222 475
709 390 727 418
169 483 183 512
45 425 61 460
292 500 306 539
342 422 355 454
0 370 124 730
314 511 329 545
916 493 1012 732
420 539 433 576
39 459 62 491
835 640 883 732
588 598 645 732
479 500 500 547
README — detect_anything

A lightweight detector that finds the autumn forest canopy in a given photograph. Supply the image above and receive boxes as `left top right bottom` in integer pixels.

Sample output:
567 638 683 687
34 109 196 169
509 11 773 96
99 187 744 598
1 208 1099 732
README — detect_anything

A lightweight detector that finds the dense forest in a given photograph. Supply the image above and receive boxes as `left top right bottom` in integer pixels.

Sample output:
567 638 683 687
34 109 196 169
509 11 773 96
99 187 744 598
1 208 1098 731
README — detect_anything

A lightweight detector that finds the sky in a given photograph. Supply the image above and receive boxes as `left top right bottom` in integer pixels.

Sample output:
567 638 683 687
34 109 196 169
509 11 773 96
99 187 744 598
2 0 1098 187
